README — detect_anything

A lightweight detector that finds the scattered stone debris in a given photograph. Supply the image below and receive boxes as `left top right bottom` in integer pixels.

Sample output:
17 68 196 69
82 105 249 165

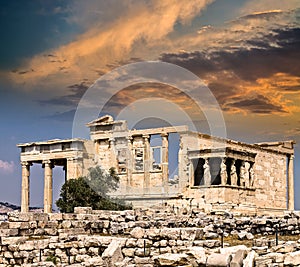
1 207 300 266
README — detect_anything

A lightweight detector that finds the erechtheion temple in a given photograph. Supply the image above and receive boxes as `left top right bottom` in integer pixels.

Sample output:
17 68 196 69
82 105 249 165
18 115 295 214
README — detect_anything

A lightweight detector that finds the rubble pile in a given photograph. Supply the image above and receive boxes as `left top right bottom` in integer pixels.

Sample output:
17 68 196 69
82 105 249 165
1 207 300 266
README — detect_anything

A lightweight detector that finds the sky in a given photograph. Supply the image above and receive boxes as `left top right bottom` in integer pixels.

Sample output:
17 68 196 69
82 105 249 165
0 0 299 209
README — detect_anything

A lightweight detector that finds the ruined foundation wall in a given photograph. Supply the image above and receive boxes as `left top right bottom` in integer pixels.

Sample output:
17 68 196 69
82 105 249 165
1 208 300 266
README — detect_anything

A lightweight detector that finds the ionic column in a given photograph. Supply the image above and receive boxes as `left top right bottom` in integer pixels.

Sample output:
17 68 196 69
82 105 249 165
143 135 151 191
43 160 53 213
161 133 169 191
21 161 31 212
288 155 295 210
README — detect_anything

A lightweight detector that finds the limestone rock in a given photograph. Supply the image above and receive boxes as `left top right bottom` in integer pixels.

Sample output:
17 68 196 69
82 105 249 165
243 251 256 267
130 227 145 239
102 240 123 266
284 251 300 266
220 245 248 256
230 249 247 267
154 253 189 266
206 252 232 266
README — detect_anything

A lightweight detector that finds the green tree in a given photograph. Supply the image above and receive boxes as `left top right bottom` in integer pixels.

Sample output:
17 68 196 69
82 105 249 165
56 166 131 213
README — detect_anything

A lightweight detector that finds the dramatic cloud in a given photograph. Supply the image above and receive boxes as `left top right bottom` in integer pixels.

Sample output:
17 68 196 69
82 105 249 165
224 95 286 114
240 0 300 14
0 160 14 173
41 80 90 106
4 0 214 89
159 9 300 115
1 1 299 117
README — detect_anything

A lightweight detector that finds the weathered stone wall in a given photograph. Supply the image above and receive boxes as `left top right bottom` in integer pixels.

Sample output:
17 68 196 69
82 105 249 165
1 207 300 266
180 132 289 212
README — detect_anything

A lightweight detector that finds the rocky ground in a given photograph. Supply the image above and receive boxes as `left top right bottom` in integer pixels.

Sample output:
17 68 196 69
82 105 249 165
1 207 300 266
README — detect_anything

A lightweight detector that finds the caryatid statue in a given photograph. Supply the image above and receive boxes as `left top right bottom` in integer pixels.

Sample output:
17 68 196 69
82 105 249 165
203 159 211 186
249 167 255 187
240 161 246 187
220 158 227 185
230 160 238 186
244 162 251 187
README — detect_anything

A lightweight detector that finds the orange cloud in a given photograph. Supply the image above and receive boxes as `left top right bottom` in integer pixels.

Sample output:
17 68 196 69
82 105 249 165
4 0 213 90
220 72 300 115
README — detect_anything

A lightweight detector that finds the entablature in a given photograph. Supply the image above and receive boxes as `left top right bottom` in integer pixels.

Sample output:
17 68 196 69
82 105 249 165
187 147 257 162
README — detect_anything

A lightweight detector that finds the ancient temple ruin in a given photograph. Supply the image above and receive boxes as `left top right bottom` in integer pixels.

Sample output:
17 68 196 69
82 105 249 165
17 115 295 214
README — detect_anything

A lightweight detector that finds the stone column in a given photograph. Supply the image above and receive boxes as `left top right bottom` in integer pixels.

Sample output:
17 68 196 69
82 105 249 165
109 138 117 169
143 135 151 191
21 161 31 212
127 136 133 187
288 155 295 210
178 134 187 190
43 160 53 213
161 133 169 192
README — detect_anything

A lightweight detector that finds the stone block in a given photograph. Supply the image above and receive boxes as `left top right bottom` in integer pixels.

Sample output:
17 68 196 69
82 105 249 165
8 212 32 222
207 253 232 266
74 207 92 214
130 227 145 239
271 244 295 253
102 240 123 266
48 213 63 221
122 248 135 257
153 253 189 266
19 241 35 251
0 228 18 237
1 236 27 245
145 228 160 240
266 252 284 263
284 251 300 266
185 246 206 265
220 245 248 256
230 249 247 267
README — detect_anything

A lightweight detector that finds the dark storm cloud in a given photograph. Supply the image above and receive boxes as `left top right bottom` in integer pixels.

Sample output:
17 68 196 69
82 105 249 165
160 25 300 114
40 81 89 106
160 51 217 77
207 82 238 105
226 95 286 114
229 28 300 81
161 27 300 82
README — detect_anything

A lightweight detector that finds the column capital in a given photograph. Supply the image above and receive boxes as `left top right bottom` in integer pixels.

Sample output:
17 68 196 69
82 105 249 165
67 157 82 161
161 132 168 138
21 161 32 167
42 159 54 169
142 134 150 141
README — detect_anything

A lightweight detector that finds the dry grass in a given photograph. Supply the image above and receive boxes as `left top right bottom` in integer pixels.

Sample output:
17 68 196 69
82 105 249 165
221 233 300 247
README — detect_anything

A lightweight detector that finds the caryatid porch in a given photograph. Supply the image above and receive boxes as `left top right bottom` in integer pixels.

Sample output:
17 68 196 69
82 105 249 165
17 139 87 213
